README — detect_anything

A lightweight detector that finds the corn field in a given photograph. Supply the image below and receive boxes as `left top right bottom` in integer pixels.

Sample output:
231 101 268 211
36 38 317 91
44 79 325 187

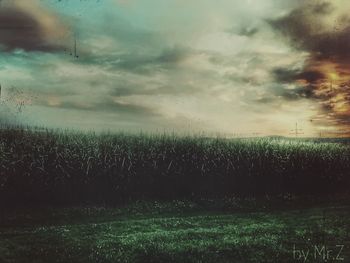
1 127 350 205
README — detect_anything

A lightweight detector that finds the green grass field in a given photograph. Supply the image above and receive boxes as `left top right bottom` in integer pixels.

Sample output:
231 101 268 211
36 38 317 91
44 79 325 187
1 200 350 263
1 127 350 262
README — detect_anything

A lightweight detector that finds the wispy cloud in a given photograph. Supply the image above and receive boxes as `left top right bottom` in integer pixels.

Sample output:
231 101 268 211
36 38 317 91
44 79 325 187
1 0 349 136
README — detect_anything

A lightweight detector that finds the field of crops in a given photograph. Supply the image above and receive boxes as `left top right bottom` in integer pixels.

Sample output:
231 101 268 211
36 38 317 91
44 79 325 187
1 127 350 206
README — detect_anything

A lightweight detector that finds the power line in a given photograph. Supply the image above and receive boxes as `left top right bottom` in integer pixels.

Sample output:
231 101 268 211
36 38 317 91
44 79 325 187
290 122 303 138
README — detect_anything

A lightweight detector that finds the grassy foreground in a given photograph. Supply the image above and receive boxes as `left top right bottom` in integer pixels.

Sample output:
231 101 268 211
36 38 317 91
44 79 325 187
0 201 350 263
1 127 350 262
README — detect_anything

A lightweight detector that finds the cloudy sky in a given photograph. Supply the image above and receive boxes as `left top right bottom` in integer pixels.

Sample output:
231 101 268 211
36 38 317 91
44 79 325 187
0 0 350 137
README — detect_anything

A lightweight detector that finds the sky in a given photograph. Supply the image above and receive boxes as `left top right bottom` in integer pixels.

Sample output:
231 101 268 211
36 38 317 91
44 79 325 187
0 0 350 137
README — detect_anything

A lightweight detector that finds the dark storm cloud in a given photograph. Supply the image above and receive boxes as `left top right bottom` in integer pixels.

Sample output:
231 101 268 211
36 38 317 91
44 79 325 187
282 86 316 100
42 98 158 117
255 84 317 105
312 1 334 14
0 8 44 51
268 1 350 61
333 114 350 126
268 1 350 128
0 7 66 52
273 68 325 84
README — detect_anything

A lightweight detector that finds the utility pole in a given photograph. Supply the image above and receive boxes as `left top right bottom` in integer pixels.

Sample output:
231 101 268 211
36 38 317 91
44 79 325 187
70 34 79 59
290 122 303 138
74 36 78 58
